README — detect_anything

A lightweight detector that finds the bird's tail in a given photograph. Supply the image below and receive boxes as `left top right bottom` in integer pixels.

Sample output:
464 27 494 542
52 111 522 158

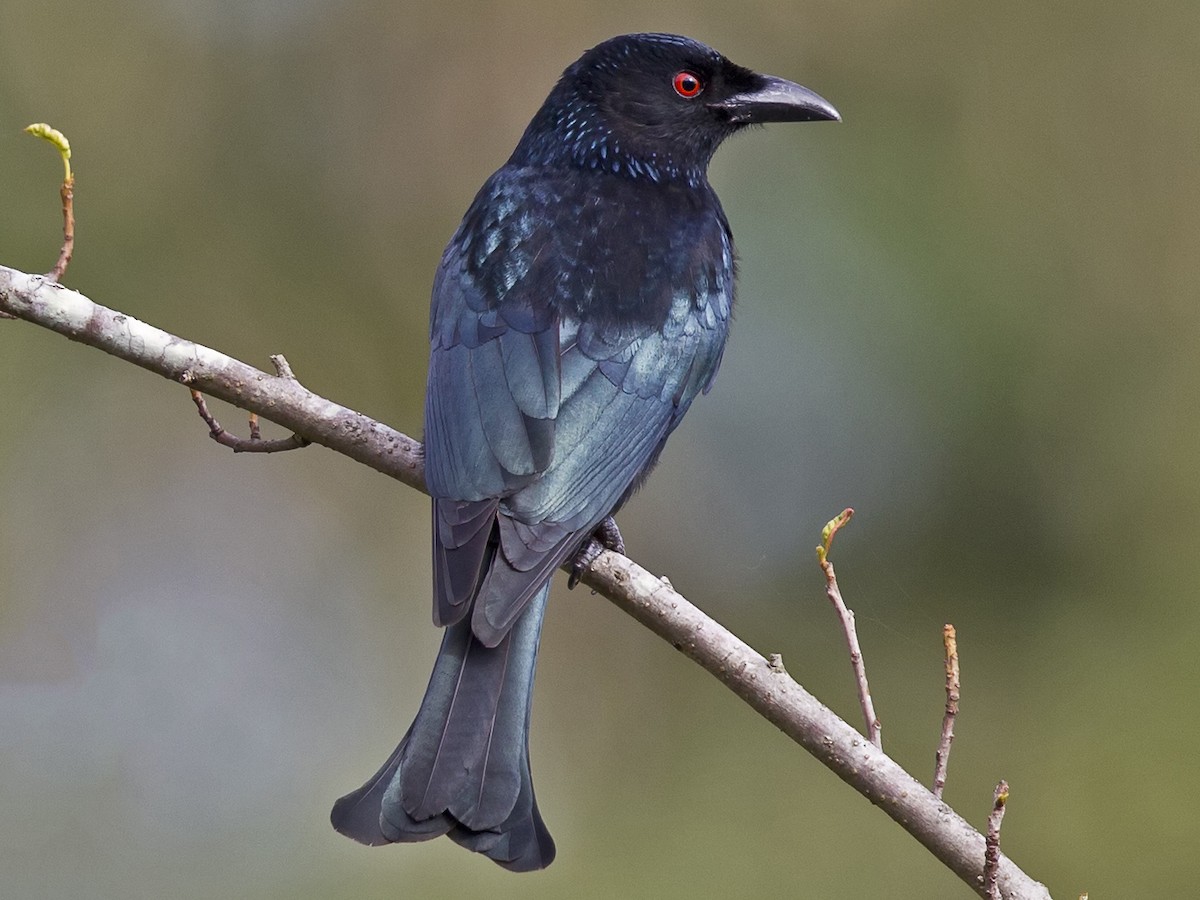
331 583 555 872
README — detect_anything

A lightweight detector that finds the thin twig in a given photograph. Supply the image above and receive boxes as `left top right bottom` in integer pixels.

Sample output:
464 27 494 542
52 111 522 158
49 173 75 282
189 389 311 453
984 780 1010 900
933 623 960 799
270 353 300 381
816 508 881 749
23 124 75 283
187 352 310 452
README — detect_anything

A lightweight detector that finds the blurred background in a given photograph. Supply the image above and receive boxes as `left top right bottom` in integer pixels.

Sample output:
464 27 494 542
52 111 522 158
2 2 1197 897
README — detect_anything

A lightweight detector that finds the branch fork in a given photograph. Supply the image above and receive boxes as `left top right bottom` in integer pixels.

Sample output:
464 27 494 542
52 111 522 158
187 355 311 453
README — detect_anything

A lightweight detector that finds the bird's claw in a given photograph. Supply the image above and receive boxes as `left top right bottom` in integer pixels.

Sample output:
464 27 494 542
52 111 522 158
567 516 625 589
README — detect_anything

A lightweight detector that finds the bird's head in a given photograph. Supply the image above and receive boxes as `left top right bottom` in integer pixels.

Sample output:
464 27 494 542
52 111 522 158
510 33 839 184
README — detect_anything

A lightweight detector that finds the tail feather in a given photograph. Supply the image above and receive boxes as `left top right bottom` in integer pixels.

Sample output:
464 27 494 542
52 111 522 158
331 584 555 871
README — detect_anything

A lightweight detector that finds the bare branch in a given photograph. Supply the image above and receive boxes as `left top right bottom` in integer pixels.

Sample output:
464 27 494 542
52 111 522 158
934 623 961 799
985 781 1010 899
0 265 1051 900
1 267 424 490
816 508 882 749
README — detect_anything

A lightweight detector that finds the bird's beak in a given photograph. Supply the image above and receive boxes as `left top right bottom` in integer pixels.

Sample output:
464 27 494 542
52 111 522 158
710 75 841 125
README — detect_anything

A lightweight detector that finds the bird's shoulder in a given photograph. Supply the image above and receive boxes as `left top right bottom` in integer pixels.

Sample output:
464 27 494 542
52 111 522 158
433 164 733 343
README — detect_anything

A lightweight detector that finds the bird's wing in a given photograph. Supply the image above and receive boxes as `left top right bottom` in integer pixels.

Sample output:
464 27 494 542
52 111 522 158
425 170 732 643
424 266 561 505
424 188 566 629
467 304 728 643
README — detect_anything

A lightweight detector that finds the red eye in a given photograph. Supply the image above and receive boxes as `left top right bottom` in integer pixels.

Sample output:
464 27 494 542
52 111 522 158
672 71 703 98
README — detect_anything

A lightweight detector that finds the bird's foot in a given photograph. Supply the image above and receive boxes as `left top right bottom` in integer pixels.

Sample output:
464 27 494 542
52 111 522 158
567 516 625 589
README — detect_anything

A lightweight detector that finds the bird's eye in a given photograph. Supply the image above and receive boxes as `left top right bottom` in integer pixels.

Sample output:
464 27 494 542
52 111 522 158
672 71 703 98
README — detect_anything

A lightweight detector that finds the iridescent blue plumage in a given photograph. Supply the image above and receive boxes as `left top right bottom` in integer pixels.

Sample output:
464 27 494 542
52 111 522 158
332 31 838 871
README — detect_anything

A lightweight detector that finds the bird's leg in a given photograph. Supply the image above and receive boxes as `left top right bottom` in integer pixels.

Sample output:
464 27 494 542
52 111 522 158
567 516 626 589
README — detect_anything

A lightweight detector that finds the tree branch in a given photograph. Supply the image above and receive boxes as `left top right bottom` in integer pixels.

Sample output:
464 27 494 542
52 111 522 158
817 508 882 749
0 267 424 489
0 265 1052 900
934 623 961 800
986 781 1011 900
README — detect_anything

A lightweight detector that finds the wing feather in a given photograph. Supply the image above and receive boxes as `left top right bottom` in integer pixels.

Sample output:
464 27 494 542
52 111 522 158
424 168 732 644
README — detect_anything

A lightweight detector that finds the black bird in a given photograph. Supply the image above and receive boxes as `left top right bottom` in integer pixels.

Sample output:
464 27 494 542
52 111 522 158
331 32 838 871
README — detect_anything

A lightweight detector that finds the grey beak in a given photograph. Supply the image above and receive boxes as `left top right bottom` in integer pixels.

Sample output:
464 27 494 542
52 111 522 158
711 75 841 125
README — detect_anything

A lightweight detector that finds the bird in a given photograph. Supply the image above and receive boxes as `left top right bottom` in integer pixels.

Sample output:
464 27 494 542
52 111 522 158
330 32 839 871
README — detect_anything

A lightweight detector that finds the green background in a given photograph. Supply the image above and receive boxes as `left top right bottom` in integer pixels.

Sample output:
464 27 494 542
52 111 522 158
3 2 1197 897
